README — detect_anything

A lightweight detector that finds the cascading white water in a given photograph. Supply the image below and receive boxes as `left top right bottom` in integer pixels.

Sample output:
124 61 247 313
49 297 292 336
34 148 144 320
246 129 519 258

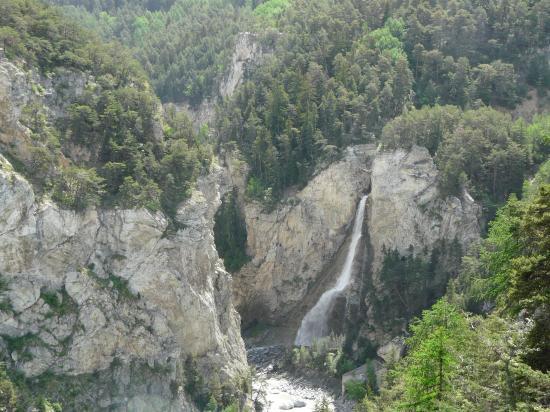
294 195 368 346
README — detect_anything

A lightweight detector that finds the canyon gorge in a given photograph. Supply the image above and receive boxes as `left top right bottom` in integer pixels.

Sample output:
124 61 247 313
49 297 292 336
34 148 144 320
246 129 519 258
1 0 548 409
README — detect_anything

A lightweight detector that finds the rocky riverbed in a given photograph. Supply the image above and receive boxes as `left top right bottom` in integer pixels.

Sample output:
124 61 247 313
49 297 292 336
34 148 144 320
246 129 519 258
248 346 353 412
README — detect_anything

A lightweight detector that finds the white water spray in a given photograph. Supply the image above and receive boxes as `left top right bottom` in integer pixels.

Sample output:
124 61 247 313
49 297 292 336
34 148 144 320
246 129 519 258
294 195 368 346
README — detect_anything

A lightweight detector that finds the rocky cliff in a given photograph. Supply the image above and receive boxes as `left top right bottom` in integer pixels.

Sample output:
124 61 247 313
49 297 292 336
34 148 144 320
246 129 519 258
0 57 247 410
168 31 265 130
0 153 247 410
367 146 480 275
351 146 481 346
0 47 481 409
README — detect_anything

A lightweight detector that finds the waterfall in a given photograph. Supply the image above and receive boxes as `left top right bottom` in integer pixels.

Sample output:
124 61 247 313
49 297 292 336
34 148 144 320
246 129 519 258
294 195 368 346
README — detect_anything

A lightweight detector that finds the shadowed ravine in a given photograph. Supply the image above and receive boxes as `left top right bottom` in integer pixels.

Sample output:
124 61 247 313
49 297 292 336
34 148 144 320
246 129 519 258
294 195 368 346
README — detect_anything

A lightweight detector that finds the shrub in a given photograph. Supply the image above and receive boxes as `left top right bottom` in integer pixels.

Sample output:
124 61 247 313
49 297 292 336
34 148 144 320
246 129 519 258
214 188 250 272
344 380 367 401
0 365 17 411
52 166 105 210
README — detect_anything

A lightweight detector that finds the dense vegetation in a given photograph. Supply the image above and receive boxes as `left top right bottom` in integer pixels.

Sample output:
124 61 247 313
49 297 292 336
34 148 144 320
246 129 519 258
371 240 463 335
0 364 62 412
45 0 549 207
214 188 250 272
215 0 549 203
383 107 550 215
48 0 250 104
1 0 549 409
1 0 209 215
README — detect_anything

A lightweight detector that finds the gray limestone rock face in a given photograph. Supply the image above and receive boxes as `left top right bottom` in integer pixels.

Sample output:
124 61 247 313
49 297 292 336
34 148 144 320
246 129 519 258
0 155 247 410
164 31 267 131
219 32 264 99
352 146 481 343
367 146 481 277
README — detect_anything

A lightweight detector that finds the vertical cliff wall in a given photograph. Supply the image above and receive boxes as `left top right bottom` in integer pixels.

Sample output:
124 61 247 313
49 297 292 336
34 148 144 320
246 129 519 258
348 146 481 348
0 155 247 409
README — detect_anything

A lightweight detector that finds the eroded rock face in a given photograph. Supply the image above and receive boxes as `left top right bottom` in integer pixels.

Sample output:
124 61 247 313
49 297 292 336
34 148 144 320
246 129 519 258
0 156 247 410
0 58 91 165
233 145 376 325
166 31 266 130
219 32 263 99
367 146 480 276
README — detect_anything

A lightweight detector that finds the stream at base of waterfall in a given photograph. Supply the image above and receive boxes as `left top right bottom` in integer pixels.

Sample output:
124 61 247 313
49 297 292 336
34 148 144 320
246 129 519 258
294 195 368 347
249 346 354 412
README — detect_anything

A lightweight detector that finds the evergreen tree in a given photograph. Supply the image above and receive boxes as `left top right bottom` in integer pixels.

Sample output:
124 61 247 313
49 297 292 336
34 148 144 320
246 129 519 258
402 299 471 409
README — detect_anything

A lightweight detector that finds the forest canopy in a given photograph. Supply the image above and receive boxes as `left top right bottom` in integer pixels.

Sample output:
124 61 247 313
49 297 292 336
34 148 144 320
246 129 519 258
1 0 210 215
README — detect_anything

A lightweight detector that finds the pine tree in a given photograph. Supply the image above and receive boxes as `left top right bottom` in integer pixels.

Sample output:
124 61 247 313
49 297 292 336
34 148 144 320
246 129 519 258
402 299 471 410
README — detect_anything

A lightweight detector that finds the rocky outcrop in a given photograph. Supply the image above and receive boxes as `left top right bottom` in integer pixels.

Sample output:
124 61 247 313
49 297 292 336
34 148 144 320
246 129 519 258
0 155 247 410
367 146 480 277
0 56 163 170
233 145 376 325
169 31 266 130
219 32 263 99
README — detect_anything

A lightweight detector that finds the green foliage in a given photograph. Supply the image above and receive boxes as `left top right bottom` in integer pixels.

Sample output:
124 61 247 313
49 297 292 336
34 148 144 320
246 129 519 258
398 0 548 107
470 195 524 305
344 380 367 401
508 185 550 371
363 18 406 61
204 394 218 412
217 0 414 199
437 108 528 209
364 307 550 411
402 299 471 409
214 188 250 272
108 275 135 300
38 398 63 412
50 0 249 104
336 353 356 376
0 275 11 313
383 106 538 216
222 402 240 412
159 139 201 216
1 0 209 215
523 159 550 199
254 0 290 23
291 335 354 377
39 0 549 211
313 397 331 412
525 114 550 169
41 289 76 317
381 105 462 155
184 356 210 410
3 334 44 362
83 268 136 300
0 0 97 71
0 364 18 411
52 166 105 210
456 174 549 372
373 242 462 336
377 247 431 319
365 360 377 395
370 174 548 412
